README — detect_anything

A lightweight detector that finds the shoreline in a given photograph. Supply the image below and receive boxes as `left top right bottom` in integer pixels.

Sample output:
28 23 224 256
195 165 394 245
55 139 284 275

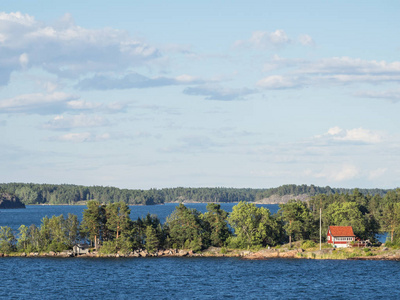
2 247 400 261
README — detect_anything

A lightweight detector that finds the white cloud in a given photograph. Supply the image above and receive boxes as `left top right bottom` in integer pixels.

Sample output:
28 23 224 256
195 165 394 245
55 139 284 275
298 34 315 47
332 165 360 181
0 11 35 26
368 168 387 180
0 12 160 84
19 53 29 68
258 56 400 89
234 29 291 49
0 92 78 114
76 72 206 90
256 75 300 89
322 126 383 144
0 92 127 114
314 165 360 182
42 114 109 130
52 132 111 143
298 57 400 75
66 100 128 113
354 89 400 103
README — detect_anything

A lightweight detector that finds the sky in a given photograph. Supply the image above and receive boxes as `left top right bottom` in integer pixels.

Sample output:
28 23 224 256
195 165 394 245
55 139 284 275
0 1 399 190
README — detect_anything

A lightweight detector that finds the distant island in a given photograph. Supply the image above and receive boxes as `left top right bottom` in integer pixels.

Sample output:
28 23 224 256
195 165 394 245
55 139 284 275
0 191 25 209
0 182 394 206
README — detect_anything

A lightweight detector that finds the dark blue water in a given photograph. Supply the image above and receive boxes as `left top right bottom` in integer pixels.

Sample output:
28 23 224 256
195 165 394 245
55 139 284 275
0 257 399 299
1 204 397 299
0 203 280 231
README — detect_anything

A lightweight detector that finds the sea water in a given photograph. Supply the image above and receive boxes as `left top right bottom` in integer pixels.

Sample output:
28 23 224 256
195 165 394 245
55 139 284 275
0 204 397 299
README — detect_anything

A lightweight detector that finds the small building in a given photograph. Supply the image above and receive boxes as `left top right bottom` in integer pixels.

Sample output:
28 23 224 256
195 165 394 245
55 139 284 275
327 226 356 248
73 244 91 255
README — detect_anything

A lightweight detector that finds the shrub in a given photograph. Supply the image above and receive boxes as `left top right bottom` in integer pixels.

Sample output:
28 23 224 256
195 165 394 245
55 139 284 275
220 247 228 254
384 241 400 249
48 241 68 252
99 241 117 254
301 240 316 249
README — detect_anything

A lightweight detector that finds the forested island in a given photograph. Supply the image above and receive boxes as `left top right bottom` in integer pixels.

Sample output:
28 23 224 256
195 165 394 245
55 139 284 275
0 183 392 205
1 189 400 259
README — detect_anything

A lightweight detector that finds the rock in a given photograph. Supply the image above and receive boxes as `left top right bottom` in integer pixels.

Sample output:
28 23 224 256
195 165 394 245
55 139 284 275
0 253 3 257
49 251 56 256
313 248 333 255
254 194 310 205
279 250 299 258
178 250 188 256
59 251 73 257
139 251 148 257
0 192 25 209
240 251 252 257
21 252 27 257
243 249 280 259
382 247 389 251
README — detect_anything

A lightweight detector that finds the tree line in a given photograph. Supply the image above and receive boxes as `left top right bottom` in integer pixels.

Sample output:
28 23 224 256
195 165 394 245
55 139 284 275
2 188 400 254
0 183 392 205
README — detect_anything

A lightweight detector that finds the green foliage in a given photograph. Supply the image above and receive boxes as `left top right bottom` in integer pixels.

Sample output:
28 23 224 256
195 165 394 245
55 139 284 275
145 225 160 253
80 201 105 246
379 191 400 242
324 202 367 238
202 203 231 247
1 182 390 206
228 202 282 248
99 240 118 254
0 226 16 253
166 204 209 250
301 240 316 249
17 225 29 252
105 202 131 240
279 200 316 244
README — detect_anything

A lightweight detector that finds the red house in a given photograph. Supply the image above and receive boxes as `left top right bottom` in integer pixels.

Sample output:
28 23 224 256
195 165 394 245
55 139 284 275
327 226 356 248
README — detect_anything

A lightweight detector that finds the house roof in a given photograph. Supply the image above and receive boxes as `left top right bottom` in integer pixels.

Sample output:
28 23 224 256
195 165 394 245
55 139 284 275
328 226 355 237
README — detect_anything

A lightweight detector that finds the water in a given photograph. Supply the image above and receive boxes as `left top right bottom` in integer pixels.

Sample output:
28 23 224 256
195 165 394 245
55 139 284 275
0 203 280 231
0 204 397 299
0 257 399 299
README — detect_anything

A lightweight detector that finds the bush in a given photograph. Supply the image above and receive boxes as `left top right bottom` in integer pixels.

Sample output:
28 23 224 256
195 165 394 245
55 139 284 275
48 241 68 252
220 247 228 254
384 240 400 249
99 241 117 254
363 247 371 253
301 240 316 249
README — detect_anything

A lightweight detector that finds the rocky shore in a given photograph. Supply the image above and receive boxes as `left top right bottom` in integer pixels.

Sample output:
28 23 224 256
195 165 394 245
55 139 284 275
2 246 400 261
0 192 25 209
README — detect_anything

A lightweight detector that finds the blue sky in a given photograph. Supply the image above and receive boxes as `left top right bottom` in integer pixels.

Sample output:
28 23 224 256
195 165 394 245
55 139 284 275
0 1 399 189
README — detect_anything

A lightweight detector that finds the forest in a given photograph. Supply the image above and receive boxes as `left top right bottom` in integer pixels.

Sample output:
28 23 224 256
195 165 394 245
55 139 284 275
1 188 400 254
0 183 391 205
